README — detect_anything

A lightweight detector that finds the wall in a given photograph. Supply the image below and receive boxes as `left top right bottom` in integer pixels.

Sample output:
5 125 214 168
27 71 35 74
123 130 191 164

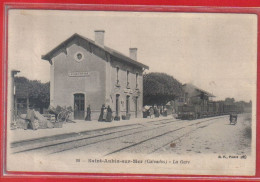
109 56 144 119
51 41 106 120
49 37 145 120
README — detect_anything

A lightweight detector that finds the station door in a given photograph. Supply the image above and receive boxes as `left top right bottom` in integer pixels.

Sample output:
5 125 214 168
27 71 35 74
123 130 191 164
74 93 85 120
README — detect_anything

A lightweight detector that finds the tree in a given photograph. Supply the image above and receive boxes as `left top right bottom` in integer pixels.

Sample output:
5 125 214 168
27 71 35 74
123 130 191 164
143 72 183 106
15 77 50 113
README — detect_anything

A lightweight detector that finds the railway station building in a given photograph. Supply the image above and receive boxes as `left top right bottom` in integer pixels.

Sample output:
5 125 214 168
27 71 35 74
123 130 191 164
42 30 149 120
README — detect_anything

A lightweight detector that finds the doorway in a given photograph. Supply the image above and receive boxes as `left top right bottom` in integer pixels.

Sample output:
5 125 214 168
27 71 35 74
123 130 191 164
74 93 85 120
126 95 130 114
116 94 120 117
135 97 138 118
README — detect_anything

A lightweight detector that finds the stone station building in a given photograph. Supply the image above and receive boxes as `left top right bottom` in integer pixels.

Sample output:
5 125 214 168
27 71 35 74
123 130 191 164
42 30 149 120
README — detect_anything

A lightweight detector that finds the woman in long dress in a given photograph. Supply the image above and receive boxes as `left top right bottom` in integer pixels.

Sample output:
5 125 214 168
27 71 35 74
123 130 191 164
106 105 113 122
103 106 107 121
98 104 105 122
85 105 91 121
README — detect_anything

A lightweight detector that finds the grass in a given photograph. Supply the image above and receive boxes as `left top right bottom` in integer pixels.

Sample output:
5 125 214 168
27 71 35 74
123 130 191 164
244 126 252 140
243 113 252 140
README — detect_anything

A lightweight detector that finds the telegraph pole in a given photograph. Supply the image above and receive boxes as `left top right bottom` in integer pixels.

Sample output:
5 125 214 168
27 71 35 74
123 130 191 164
11 70 20 123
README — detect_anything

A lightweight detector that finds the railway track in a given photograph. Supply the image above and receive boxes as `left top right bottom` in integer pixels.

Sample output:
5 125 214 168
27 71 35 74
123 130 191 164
104 116 223 156
149 118 219 154
11 118 183 154
11 116 227 155
11 117 177 148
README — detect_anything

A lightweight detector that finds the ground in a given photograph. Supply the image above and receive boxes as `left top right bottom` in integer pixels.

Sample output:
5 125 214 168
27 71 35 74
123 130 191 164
155 113 252 155
10 113 252 156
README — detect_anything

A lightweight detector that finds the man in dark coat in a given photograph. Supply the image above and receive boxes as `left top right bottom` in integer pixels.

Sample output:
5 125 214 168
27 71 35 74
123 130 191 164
98 104 105 122
106 105 113 122
149 107 154 118
154 107 160 117
85 105 91 121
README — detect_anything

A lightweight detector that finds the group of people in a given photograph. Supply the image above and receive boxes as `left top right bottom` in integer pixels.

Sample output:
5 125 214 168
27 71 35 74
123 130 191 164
84 104 113 122
23 104 170 130
98 104 113 122
143 106 168 118
23 104 114 130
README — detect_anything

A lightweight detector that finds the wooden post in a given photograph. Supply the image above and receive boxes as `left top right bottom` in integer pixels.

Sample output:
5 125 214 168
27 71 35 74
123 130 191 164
10 70 20 123
26 96 29 110
14 94 17 120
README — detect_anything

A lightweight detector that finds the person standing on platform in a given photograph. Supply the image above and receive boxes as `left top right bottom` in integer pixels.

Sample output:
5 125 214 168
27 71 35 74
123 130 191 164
154 106 160 117
149 107 154 119
98 104 105 122
106 105 113 122
85 105 91 121
159 106 163 115
103 106 107 121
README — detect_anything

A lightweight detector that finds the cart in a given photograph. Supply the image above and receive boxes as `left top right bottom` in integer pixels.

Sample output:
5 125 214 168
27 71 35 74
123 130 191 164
229 114 237 125
47 106 73 123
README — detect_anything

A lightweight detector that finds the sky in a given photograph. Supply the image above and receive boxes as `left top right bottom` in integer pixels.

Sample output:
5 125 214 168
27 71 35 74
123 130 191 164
8 10 257 102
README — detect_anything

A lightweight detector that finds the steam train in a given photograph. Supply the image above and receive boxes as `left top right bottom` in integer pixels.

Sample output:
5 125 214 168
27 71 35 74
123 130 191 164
177 101 243 120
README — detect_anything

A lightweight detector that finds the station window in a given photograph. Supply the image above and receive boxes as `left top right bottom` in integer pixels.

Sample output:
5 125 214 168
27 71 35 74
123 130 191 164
74 52 84 62
77 53 82 60
127 70 130 88
135 73 139 88
116 67 119 85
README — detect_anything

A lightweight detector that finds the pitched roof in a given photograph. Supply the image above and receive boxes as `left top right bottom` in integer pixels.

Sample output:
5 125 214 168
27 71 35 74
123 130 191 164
42 33 149 69
183 83 215 97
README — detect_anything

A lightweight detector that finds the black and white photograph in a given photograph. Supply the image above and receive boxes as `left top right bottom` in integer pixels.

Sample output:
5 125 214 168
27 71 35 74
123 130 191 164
6 9 257 175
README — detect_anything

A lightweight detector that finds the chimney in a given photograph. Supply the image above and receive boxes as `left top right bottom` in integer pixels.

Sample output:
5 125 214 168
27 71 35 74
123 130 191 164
129 48 137 61
95 30 105 46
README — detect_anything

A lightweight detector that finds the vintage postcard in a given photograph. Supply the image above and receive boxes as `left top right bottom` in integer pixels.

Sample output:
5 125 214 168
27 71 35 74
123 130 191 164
5 9 257 176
